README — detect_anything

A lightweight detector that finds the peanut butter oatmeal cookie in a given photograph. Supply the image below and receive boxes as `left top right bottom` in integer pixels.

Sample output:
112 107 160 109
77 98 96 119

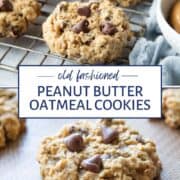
0 0 41 37
163 89 180 129
115 0 143 7
37 119 161 180
0 89 25 148
43 1 132 64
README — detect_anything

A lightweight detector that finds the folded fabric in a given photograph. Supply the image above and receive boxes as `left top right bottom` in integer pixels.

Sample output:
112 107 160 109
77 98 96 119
129 0 180 86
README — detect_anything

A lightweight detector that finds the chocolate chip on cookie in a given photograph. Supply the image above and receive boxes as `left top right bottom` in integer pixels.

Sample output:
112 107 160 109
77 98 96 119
0 0 13 12
100 22 117 35
101 126 118 144
77 6 91 17
72 19 89 33
64 133 84 152
81 155 102 173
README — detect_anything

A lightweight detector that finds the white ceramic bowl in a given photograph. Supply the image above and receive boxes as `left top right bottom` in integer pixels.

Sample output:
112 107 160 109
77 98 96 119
157 0 180 53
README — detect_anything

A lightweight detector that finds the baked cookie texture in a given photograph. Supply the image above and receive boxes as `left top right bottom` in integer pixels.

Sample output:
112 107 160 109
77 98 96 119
0 89 25 148
37 119 161 180
43 1 132 64
163 89 180 129
0 0 41 37
115 0 142 7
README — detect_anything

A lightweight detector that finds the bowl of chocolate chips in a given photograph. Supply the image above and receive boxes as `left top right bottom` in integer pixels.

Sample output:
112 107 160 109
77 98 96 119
157 0 180 53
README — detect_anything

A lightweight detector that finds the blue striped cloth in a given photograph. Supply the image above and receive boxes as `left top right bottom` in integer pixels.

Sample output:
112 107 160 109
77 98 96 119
129 0 180 86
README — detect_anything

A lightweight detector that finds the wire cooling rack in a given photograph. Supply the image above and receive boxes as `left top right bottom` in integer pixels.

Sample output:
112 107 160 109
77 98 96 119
0 0 152 73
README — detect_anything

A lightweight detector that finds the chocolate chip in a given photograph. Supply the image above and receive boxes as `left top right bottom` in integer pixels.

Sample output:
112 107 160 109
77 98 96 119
81 155 102 173
72 19 89 33
100 22 117 35
77 6 91 17
101 126 118 144
0 0 13 12
64 133 84 152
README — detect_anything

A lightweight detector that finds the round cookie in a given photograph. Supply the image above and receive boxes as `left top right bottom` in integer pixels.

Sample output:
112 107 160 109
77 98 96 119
37 119 161 180
163 89 180 128
43 1 132 64
0 0 41 38
0 89 25 148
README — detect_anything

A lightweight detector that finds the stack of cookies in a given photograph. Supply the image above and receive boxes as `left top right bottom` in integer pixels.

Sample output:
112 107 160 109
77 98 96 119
163 89 180 128
0 89 25 148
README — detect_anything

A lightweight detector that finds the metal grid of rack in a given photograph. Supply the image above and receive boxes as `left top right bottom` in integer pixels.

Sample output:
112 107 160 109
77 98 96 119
0 0 152 73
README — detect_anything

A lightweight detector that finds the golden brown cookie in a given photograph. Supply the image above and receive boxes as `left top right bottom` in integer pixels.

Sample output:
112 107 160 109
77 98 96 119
0 89 25 148
37 119 161 180
0 0 41 37
163 89 180 128
43 1 132 64
116 0 143 7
